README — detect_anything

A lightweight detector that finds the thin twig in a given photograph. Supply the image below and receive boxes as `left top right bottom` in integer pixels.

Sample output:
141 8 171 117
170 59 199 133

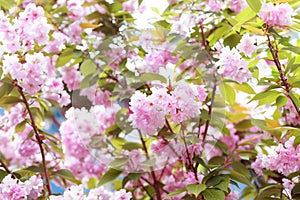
202 76 217 144
13 81 52 195
138 131 162 200
265 26 300 118
0 159 15 178
165 118 174 134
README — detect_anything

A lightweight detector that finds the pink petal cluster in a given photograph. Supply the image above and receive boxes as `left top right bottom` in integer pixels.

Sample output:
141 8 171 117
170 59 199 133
103 48 127 70
129 89 168 135
49 185 132 200
129 82 206 135
207 0 223 12
60 65 82 91
236 33 258 57
144 49 179 73
252 136 300 176
151 139 185 167
282 99 300 126
59 106 118 180
0 3 51 54
3 53 49 95
0 105 44 167
229 0 246 14
217 46 251 83
258 3 293 27
80 84 112 107
0 175 43 200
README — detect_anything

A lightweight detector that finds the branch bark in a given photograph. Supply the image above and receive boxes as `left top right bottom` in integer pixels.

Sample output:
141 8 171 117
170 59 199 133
13 81 52 195
265 26 300 118
138 131 162 200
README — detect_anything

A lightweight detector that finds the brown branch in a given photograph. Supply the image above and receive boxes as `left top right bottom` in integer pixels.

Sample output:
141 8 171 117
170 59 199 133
202 77 217 144
264 26 300 118
138 131 162 200
13 81 52 195
0 159 15 178
181 126 198 181
165 118 174 134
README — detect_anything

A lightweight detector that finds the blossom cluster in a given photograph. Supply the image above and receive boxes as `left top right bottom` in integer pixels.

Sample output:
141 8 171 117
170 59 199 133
49 185 132 200
258 3 293 27
59 105 119 181
217 46 252 83
252 136 300 176
129 81 206 135
0 175 43 200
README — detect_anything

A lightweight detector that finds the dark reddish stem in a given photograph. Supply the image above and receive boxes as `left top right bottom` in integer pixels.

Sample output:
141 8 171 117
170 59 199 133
202 77 217 144
13 81 52 195
138 131 162 200
265 26 300 118
0 159 15 178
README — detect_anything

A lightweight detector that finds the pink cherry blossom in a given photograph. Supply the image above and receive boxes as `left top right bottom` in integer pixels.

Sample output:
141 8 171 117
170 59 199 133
217 46 251 83
230 0 246 14
237 33 258 57
258 3 293 27
207 0 223 12
252 136 300 176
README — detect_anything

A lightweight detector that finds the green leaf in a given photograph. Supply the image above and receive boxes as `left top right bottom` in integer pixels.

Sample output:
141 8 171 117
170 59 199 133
87 177 98 189
223 34 241 49
219 83 235 105
122 142 143 150
110 137 126 149
98 168 122 186
208 156 225 166
139 73 167 83
164 188 187 199
235 119 253 131
246 0 262 13
0 82 14 99
0 96 22 105
0 0 14 9
25 166 44 173
234 82 256 94
105 124 122 137
15 120 28 133
80 73 98 89
56 48 75 68
251 90 281 105
52 5 68 14
53 169 81 184
203 189 225 200
225 169 251 186
108 158 128 169
186 184 206 197
80 59 97 76
0 169 8 181
215 176 230 192
251 118 267 130
292 182 300 199
235 7 257 23
255 185 282 200
231 161 249 177
275 96 288 108
122 172 142 187
115 108 133 134
289 92 300 108
289 23 300 33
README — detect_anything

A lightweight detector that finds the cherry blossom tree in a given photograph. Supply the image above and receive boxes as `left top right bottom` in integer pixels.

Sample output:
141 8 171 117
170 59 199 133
0 0 299 199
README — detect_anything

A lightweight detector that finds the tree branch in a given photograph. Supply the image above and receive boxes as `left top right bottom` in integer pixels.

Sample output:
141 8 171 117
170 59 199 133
265 26 300 118
13 81 52 195
138 131 162 200
0 159 15 178
202 76 217 144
